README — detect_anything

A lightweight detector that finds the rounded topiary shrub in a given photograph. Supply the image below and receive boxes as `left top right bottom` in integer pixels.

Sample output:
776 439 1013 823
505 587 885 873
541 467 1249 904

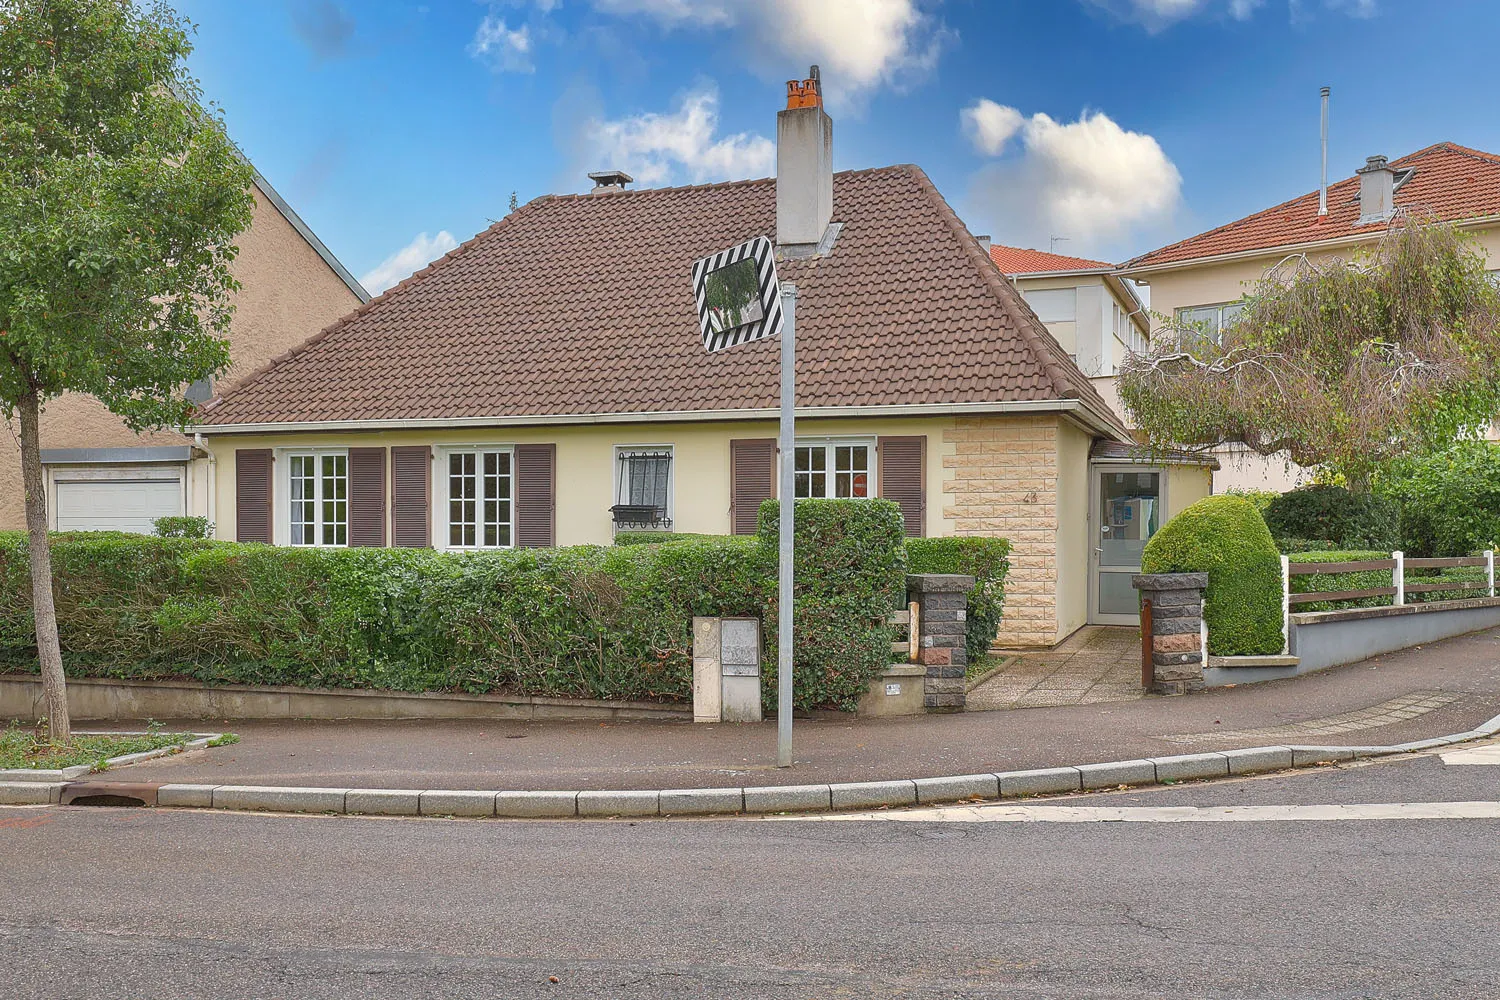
1263 485 1398 550
1141 495 1283 656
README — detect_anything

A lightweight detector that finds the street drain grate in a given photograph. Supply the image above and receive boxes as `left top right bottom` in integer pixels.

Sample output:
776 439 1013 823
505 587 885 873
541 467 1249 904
59 781 160 808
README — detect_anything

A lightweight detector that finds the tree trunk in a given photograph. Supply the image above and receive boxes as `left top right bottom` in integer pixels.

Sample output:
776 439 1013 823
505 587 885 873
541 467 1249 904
17 389 69 745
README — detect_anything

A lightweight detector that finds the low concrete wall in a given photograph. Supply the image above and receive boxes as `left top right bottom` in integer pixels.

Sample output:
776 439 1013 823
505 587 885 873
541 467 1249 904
0 674 690 723
1203 597 1500 685
855 663 926 717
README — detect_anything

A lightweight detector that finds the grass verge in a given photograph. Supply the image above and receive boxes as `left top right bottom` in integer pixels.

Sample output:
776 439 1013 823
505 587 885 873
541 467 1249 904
0 724 198 770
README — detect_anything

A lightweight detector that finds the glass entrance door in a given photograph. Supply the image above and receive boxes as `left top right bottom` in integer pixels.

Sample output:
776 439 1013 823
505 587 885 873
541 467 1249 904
1091 468 1162 624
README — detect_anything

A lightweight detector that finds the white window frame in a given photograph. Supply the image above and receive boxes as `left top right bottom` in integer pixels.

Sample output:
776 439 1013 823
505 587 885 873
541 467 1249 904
433 444 516 551
276 448 349 548
1174 301 1244 344
611 444 675 532
793 436 877 500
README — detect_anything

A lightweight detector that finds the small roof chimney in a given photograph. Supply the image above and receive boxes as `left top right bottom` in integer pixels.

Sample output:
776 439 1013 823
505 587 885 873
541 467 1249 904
776 66 833 250
1356 154 1396 225
588 169 633 194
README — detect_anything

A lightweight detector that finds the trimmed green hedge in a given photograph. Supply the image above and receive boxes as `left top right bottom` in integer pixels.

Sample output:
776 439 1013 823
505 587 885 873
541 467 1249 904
905 536 1011 661
0 500 917 714
1287 550 1392 612
757 499 907 709
613 531 724 546
1263 485 1399 550
1141 496 1283 656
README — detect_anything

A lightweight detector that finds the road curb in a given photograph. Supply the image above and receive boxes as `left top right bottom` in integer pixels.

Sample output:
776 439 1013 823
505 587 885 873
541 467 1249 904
11 711 1499 817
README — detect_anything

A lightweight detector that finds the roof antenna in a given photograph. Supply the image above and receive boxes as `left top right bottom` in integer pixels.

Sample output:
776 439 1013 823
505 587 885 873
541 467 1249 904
1318 86 1330 217
1049 235 1069 253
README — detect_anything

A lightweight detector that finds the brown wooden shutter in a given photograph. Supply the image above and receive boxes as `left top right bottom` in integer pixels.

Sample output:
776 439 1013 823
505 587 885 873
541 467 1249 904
514 443 556 548
234 449 273 543
878 435 926 537
348 447 387 547
390 445 431 548
729 438 776 536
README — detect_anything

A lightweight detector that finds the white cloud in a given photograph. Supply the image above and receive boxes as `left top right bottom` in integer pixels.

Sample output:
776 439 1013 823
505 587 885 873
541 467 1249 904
961 99 1024 157
964 106 1181 258
582 86 774 187
1088 0 1380 29
360 231 460 296
469 13 534 72
590 0 947 105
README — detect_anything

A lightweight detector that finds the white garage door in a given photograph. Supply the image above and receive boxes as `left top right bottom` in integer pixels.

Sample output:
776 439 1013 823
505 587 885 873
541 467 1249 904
56 479 183 534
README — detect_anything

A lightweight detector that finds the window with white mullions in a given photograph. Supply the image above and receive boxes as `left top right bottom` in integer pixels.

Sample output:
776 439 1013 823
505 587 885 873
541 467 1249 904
287 451 347 547
448 450 513 548
794 439 873 499
1175 302 1245 347
612 448 673 532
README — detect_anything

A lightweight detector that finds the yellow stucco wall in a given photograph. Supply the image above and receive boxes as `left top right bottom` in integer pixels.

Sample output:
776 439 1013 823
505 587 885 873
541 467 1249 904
205 415 961 547
1166 464 1213 515
0 184 364 531
1054 419 1091 641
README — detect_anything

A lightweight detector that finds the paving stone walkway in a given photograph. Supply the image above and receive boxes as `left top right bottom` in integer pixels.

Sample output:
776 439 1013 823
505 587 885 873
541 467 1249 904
1164 691 1462 744
967 625 1143 711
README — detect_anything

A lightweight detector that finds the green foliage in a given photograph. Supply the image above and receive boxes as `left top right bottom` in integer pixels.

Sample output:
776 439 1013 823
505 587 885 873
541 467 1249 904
1141 495 1282 656
153 516 213 539
1287 550 1392 611
1263 485 1399 550
905 536 1012 661
0 503 913 711
1224 488 1279 514
0 0 255 425
1375 441 1500 557
1118 220 1500 488
0 721 191 770
703 258 761 331
1273 537 1340 554
757 499 907 710
613 531 724 546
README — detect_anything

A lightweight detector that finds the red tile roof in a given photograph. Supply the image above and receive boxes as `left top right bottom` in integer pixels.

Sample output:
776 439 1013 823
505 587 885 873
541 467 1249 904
197 165 1128 437
989 244 1112 275
1125 142 1500 271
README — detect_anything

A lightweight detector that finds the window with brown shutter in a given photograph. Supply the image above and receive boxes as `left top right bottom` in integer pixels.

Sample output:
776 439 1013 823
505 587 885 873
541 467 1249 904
729 438 776 535
390 445 432 548
878 435 926 537
235 448 273 543
514 443 556 548
348 447 387 547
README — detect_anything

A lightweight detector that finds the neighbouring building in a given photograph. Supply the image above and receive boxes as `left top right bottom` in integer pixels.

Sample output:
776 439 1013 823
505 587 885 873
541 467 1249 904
2 171 369 535
189 71 1211 647
987 244 1150 424
1121 142 1500 491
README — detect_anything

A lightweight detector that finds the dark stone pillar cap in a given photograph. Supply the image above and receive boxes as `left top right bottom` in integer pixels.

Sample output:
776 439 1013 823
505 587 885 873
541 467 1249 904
1132 572 1208 591
907 573 976 593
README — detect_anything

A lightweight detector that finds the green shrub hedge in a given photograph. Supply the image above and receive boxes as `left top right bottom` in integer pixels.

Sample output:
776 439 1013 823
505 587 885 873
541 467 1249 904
0 500 920 713
905 536 1011 661
756 499 907 709
1375 442 1500 557
1141 495 1283 656
1287 550 1392 612
613 531 724 546
1263 485 1399 550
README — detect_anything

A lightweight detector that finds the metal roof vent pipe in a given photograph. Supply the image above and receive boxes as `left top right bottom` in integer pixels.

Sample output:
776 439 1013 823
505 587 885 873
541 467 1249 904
588 169 633 194
1318 86 1329 216
776 65 833 251
1356 154 1397 225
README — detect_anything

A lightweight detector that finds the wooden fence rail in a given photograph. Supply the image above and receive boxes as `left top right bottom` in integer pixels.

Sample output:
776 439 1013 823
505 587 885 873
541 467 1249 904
1283 550 1497 611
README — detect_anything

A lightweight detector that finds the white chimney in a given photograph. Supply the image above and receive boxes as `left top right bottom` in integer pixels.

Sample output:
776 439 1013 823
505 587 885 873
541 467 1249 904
776 66 833 249
588 169 633 194
1356 154 1396 225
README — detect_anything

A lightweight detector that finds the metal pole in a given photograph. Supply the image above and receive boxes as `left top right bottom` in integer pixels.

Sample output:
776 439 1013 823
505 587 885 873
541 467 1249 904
777 285 797 768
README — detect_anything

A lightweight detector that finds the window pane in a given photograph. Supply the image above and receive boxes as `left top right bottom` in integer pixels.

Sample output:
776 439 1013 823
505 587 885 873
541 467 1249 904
319 454 347 546
289 455 316 546
449 452 477 546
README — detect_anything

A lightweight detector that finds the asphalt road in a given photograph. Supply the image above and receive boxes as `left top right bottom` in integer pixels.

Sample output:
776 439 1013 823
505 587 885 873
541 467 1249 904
4 750 1498 999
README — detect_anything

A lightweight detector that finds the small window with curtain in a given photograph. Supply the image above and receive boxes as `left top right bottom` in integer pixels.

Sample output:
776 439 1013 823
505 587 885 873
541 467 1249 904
1175 302 1244 348
446 449 513 548
612 448 672 532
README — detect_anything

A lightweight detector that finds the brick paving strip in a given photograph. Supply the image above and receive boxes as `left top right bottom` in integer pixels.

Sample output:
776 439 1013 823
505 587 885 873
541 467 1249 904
4 717 1498 819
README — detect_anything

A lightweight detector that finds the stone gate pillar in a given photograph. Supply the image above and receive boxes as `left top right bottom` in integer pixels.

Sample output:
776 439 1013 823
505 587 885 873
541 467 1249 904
1132 572 1207 695
907 573 975 711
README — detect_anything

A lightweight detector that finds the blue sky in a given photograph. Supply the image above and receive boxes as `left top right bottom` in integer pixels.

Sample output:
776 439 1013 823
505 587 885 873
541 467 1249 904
174 0 1500 293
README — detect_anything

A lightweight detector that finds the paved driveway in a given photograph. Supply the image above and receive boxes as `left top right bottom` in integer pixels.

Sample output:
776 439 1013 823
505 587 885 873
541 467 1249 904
969 625 1142 710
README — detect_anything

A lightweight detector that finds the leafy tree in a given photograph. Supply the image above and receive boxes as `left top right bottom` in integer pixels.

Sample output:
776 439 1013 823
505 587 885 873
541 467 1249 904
1118 218 1500 491
1375 441 1500 557
0 0 254 742
704 258 760 331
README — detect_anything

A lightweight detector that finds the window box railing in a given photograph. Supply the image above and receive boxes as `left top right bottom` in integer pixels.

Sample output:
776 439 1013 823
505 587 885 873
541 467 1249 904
610 504 671 532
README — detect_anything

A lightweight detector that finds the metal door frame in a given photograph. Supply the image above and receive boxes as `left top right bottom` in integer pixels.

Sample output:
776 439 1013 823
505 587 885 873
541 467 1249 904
1088 462 1167 626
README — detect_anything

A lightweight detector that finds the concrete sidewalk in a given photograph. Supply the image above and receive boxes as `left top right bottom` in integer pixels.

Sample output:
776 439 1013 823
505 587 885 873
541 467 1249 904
105 626 1500 792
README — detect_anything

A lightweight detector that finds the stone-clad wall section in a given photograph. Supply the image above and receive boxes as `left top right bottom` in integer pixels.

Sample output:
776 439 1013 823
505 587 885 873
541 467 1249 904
942 415 1059 647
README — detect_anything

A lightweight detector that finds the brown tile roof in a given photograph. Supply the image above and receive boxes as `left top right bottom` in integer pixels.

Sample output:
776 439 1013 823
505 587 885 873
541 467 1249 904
1125 142 1500 271
989 244 1112 274
198 164 1128 438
